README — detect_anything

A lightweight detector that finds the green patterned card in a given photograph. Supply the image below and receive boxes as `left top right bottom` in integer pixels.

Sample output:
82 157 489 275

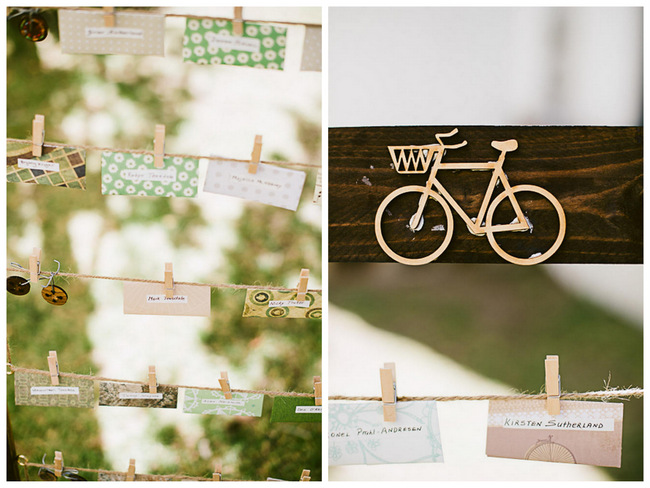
271 396 321 422
183 389 264 416
14 371 94 408
183 18 286 70
98 472 172 481
7 142 86 190
243 289 322 319
98 382 178 409
101 151 199 198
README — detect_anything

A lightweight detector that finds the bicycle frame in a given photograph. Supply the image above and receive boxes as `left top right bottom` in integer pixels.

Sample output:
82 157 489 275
412 144 530 236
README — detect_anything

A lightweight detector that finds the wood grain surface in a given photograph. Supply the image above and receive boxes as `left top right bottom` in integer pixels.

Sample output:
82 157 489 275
329 126 642 263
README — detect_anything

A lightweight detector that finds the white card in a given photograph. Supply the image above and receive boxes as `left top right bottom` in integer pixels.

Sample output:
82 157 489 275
329 401 444 465
312 169 322 205
203 160 306 211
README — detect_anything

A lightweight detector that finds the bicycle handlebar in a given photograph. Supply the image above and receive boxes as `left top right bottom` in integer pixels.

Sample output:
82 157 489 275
434 128 467 150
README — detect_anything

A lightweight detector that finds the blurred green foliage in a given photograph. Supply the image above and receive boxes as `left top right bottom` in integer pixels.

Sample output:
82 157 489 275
7 7 321 482
330 263 642 481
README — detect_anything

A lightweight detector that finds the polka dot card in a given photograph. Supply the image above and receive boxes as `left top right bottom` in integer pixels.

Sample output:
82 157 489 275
101 151 199 198
300 26 322 72
183 18 287 69
204 160 306 211
58 9 165 56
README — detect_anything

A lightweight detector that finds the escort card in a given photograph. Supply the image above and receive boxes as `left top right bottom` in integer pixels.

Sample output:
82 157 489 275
59 9 165 55
203 160 306 211
123 282 211 317
312 169 322 205
7 142 86 190
14 371 94 408
329 401 444 465
243 289 321 319
486 399 624 468
271 397 321 422
183 389 264 417
300 26 322 72
99 382 178 409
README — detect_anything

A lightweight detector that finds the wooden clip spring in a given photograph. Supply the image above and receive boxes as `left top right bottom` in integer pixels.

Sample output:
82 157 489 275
296 269 309 302
248 134 263 174
164 263 174 299
47 351 60 386
53 451 63 478
103 7 115 27
148 366 157 394
212 462 222 481
32 114 45 157
126 458 136 481
380 362 397 422
218 371 232 399
313 376 322 406
153 124 166 169
299 469 311 482
233 7 243 36
545 355 561 415
29 247 41 285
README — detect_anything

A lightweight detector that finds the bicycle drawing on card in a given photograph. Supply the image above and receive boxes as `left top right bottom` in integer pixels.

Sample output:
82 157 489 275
374 128 566 266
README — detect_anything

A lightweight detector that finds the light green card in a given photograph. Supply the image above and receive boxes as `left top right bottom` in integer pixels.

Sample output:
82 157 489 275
271 396 321 423
101 151 199 198
183 389 264 416
243 289 322 319
14 371 95 408
183 18 286 70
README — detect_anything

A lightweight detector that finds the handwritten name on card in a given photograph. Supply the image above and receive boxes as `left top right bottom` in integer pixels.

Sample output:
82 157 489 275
486 399 624 468
329 401 444 465
85 27 144 39
18 158 60 172
204 160 306 211
123 282 210 317
30 386 80 395
204 31 261 52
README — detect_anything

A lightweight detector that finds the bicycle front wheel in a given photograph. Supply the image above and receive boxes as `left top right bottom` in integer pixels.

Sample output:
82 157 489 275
485 184 565 265
374 185 454 265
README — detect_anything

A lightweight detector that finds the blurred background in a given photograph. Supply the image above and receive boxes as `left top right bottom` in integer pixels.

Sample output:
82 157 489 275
329 7 642 482
7 6 322 481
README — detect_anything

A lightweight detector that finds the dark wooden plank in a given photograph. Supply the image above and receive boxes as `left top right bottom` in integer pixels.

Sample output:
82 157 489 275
329 126 642 263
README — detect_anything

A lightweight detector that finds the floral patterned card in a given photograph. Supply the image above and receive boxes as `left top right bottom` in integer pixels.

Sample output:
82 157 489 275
243 289 322 319
486 399 624 468
14 371 94 408
183 389 264 417
183 18 287 69
101 151 199 198
271 396 321 422
329 401 444 465
98 382 178 409
7 142 86 190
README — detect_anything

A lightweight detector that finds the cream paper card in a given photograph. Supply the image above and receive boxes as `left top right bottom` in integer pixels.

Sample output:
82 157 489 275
123 281 211 317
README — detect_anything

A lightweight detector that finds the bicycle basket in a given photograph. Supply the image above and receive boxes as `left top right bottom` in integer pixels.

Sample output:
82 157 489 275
387 145 437 174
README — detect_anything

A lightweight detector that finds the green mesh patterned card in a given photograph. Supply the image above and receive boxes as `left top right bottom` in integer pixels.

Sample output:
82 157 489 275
101 151 199 198
14 371 95 408
183 18 287 69
7 142 86 190
183 389 264 416
243 289 322 319
271 396 321 422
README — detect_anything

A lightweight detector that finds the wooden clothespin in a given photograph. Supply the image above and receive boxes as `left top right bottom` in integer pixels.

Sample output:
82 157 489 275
313 376 322 406
296 268 309 302
103 7 115 27
164 263 174 299
380 362 397 422
218 371 232 399
153 124 166 169
545 355 561 415
299 469 311 482
54 451 63 478
126 458 136 481
233 7 243 36
32 114 45 157
248 135 263 174
48 351 60 386
148 366 157 394
212 462 222 481
29 247 41 284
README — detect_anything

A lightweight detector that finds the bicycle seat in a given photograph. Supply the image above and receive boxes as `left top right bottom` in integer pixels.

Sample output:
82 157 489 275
491 139 518 153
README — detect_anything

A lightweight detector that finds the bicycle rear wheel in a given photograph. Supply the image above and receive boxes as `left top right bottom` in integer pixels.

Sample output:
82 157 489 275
375 185 454 265
485 184 565 265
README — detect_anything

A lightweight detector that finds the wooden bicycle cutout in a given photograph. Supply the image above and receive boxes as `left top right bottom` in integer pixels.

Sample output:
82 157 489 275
374 128 566 265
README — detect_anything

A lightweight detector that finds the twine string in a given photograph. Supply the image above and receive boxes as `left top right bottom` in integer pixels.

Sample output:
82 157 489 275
6 138 320 170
